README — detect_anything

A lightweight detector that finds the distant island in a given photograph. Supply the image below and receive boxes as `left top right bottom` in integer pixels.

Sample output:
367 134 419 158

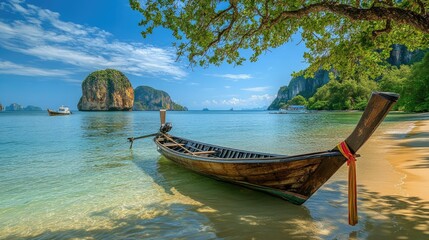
4 103 42 111
78 69 187 111
0 103 3 111
133 86 187 111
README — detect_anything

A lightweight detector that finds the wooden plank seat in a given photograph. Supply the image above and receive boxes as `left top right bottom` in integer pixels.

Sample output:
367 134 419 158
164 143 185 147
191 151 217 155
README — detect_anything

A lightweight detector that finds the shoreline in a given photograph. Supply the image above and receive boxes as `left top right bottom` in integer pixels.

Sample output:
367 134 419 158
384 115 429 201
357 113 429 201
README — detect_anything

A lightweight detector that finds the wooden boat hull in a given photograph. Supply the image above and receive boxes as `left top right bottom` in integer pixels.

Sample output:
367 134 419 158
47 109 71 116
155 135 345 204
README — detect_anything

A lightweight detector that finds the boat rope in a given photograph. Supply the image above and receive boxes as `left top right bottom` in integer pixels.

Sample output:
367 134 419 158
160 133 196 155
337 141 358 226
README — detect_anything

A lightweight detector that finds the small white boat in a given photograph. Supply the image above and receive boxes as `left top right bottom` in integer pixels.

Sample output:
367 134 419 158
47 106 72 116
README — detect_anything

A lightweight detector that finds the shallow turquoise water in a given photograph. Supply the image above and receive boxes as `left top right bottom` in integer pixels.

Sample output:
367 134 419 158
0 111 428 239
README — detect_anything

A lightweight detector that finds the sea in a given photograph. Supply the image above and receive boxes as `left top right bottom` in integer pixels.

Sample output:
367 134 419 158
0 110 428 239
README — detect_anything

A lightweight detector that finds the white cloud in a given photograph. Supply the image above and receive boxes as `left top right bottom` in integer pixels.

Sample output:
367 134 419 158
224 85 231 89
202 99 219 105
241 86 270 92
222 97 241 105
0 60 72 77
24 46 108 66
248 94 274 101
211 73 252 81
9 0 29 15
0 0 187 79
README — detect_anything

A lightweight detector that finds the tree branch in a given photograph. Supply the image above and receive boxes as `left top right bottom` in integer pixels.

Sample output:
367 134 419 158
272 2 429 33
415 0 426 14
201 5 234 30
372 19 392 38
193 2 239 59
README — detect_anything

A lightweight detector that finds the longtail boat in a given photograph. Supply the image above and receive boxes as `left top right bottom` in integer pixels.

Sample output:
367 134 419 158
47 106 72 116
128 92 398 224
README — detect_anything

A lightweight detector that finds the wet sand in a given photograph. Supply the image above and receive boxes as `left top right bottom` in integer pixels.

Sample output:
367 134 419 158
313 113 429 239
346 113 429 201
325 114 428 202
382 116 429 201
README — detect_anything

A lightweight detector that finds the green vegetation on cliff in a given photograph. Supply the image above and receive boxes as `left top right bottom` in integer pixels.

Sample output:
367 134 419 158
268 70 329 110
308 51 429 112
401 53 429 112
288 95 308 107
82 69 132 94
269 46 429 112
133 86 187 111
377 65 411 111
308 79 376 110
378 53 429 112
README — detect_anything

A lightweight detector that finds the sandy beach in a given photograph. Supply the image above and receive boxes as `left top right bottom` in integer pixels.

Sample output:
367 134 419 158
319 113 427 202
357 113 429 238
340 113 427 199
383 115 429 201
353 113 429 201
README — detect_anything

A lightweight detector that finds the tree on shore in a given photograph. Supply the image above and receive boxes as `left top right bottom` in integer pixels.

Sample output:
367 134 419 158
377 65 411 110
308 78 376 110
130 0 429 80
288 95 308 106
401 52 429 112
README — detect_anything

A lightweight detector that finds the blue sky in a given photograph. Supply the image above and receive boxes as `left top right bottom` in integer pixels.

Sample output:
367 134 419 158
0 0 309 110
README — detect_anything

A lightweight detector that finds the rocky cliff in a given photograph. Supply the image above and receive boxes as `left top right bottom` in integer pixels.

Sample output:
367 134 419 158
0 103 3 111
78 69 134 111
267 86 288 111
268 70 329 110
133 86 187 111
388 44 426 66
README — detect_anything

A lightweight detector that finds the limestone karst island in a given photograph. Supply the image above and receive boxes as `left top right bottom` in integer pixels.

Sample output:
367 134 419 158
77 69 186 111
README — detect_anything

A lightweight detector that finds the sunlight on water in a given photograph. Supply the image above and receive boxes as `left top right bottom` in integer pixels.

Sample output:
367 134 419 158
0 111 428 239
